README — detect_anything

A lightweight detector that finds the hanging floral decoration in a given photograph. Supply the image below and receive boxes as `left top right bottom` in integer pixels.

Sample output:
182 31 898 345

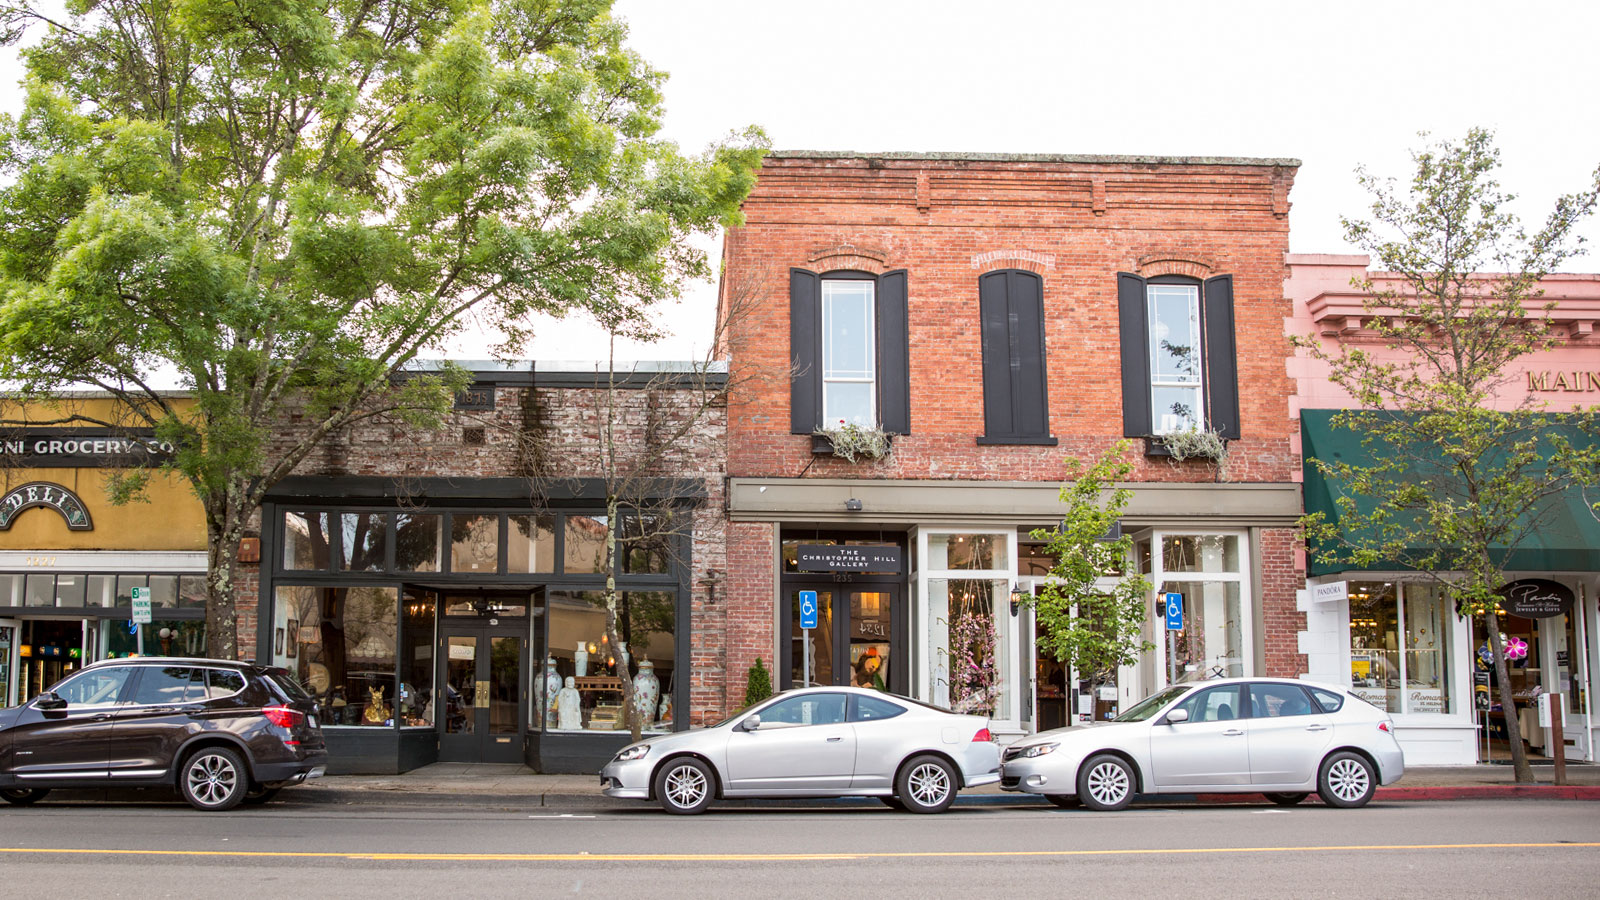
949 602 1000 716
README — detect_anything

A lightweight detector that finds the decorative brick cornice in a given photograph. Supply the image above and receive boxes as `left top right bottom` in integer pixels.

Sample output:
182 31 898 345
971 249 1054 274
808 244 890 274
1138 254 1215 279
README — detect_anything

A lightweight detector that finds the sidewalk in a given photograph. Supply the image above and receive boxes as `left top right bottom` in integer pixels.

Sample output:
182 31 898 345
285 762 1600 809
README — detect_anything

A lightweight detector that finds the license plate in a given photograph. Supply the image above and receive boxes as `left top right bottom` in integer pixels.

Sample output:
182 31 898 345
308 715 319 729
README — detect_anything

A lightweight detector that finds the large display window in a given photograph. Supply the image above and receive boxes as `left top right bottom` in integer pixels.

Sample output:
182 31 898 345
1347 581 1451 715
1151 533 1250 683
274 585 400 726
540 589 676 733
916 528 1017 726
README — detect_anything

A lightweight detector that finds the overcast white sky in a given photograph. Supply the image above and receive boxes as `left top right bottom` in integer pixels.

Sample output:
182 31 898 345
5 0 1599 364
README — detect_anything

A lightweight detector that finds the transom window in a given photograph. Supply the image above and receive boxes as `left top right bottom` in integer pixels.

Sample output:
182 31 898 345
1147 282 1204 434
821 279 876 426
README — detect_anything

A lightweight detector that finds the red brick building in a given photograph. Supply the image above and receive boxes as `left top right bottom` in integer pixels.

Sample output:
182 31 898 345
719 151 1305 737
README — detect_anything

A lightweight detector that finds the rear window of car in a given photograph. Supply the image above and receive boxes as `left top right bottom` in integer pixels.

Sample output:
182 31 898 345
853 695 907 722
1310 687 1346 713
207 669 247 697
264 670 313 702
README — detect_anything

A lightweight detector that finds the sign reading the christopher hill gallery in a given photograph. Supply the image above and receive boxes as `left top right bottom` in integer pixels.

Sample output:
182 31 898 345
1 429 176 467
797 544 903 574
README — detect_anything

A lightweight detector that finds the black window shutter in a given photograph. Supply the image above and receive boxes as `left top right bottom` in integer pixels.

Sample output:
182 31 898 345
980 270 1050 440
876 269 910 434
978 271 1014 436
1117 272 1152 437
789 268 821 434
1203 274 1241 440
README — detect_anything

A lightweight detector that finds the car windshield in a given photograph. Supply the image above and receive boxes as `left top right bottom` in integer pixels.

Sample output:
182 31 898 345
1113 684 1193 723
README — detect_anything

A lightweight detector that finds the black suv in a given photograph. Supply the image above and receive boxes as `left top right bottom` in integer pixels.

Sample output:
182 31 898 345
0 657 327 811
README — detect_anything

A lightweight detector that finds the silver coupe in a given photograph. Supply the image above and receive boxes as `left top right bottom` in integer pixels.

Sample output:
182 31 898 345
999 677 1405 810
600 685 1001 814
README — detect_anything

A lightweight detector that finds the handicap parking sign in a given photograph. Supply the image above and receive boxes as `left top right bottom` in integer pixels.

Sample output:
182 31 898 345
1164 592 1183 631
799 590 818 630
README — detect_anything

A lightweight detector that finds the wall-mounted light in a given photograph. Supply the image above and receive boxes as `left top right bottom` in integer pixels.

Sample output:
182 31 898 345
845 498 863 511
1009 587 1028 617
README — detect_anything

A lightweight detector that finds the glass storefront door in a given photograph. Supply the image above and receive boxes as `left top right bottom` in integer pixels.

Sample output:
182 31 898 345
783 585 903 693
439 622 527 763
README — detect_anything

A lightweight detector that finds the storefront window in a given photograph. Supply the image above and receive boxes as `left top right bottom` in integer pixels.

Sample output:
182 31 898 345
1165 580 1244 681
393 513 442 571
399 590 435 727
1153 532 1249 686
927 578 1009 716
1163 535 1240 574
1348 581 1451 714
542 589 675 732
283 511 331 570
179 575 206 608
102 619 206 659
619 514 671 574
25 574 52 606
564 515 609 574
450 514 500 573
508 515 555 574
339 512 388 571
0 574 20 606
928 534 1000 570
54 574 86 606
279 585 399 727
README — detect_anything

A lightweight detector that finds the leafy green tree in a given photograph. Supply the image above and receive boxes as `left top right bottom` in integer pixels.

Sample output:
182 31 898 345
1023 441 1153 704
1296 129 1600 782
0 0 765 659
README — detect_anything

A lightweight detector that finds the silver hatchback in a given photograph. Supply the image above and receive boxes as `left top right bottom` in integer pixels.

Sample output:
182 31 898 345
601 686 1001 814
1000 678 1405 810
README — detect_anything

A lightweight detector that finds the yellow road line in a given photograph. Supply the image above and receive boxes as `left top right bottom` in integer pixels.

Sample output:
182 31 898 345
0 843 1595 862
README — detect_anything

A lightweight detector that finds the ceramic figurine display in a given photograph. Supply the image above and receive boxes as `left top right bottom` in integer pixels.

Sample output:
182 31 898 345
632 659 660 723
657 694 672 727
617 641 629 675
536 657 562 728
363 685 390 725
574 641 589 677
557 676 582 730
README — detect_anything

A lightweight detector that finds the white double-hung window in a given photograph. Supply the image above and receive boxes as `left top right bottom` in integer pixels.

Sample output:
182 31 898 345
1147 282 1204 434
821 279 876 426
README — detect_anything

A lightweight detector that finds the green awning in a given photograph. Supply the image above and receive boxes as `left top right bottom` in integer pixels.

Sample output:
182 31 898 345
1301 409 1600 577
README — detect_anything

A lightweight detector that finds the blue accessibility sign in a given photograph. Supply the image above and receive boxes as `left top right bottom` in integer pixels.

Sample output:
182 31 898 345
799 590 819 630
1164 592 1184 631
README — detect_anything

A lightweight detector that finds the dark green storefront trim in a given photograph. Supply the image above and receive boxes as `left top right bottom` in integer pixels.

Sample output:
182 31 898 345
1301 409 1600 577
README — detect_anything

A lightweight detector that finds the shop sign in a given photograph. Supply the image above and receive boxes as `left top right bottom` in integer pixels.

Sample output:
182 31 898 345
1312 581 1349 604
1 429 175 467
1498 578 1574 619
797 544 903 574
0 482 93 531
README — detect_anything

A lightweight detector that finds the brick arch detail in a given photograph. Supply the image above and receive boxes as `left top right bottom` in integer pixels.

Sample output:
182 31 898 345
1137 254 1215 279
808 244 891 275
971 249 1053 274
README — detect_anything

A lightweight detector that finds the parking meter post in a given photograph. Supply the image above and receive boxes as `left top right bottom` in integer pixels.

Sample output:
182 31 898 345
803 631 810 689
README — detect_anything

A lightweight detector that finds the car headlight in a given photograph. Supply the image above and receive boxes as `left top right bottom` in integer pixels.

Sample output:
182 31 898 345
614 744 650 762
1021 742 1059 758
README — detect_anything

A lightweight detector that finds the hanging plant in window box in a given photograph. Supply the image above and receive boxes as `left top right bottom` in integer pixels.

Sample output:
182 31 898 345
1147 427 1230 479
812 420 892 462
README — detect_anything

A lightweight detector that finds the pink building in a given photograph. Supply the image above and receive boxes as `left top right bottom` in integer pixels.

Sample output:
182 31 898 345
1286 254 1600 765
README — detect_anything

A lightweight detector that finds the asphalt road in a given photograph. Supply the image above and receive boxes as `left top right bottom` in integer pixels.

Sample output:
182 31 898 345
2 797 1596 898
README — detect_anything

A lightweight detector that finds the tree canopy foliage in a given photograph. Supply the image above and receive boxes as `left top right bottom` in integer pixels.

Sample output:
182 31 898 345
0 0 766 656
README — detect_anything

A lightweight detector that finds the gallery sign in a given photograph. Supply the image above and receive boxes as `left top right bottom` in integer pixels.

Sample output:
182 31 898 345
797 544 903 574
0 482 94 531
1 429 175 467
1497 578 1575 619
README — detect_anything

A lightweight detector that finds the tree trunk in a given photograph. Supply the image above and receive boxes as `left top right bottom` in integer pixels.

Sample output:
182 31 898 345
604 494 641 742
1486 620 1535 783
202 489 246 661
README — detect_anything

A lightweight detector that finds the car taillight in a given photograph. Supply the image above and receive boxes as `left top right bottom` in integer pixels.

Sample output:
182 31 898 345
262 706 304 729
972 728 993 742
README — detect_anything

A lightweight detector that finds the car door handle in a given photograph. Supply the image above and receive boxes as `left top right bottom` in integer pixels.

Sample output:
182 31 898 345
1223 729 1245 737
1305 725 1329 732
826 736 843 742
91 713 113 722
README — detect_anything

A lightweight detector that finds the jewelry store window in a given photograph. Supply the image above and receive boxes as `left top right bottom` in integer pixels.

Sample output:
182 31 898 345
1348 581 1452 715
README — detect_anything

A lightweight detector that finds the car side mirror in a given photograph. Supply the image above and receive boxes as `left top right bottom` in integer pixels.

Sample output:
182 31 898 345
742 714 761 732
1164 707 1189 724
35 691 67 711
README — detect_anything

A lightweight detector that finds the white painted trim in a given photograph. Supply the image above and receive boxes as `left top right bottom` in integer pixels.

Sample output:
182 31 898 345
0 550 208 571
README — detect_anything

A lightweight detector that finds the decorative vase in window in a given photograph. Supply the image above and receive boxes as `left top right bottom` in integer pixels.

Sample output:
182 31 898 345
574 641 589 677
633 659 660 724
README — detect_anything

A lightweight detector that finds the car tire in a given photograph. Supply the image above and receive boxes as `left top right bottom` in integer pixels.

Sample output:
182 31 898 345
1263 792 1309 806
1 788 49 807
654 757 716 815
1044 793 1081 809
1317 751 1376 809
1076 754 1136 811
896 755 958 814
179 747 249 812
243 785 283 805
879 795 906 810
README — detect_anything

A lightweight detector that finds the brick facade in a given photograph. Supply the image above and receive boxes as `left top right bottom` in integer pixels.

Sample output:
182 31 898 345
721 152 1309 714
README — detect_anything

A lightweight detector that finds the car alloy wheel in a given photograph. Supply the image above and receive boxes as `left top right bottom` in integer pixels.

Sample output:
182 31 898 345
654 757 715 815
180 747 247 811
1077 754 1135 811
1 788 49 806
1264 792 1309 806
896 755 957 814
1317 751 1376 809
